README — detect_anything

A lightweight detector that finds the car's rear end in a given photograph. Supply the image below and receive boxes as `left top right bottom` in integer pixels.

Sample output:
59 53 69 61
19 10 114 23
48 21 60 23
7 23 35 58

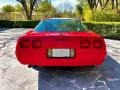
16 31 106 66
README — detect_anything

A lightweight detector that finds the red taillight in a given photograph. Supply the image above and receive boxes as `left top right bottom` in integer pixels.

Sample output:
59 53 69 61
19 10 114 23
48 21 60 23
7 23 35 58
32 39 42 48
93 40 102 48
20 39 30 48
80 40 90 48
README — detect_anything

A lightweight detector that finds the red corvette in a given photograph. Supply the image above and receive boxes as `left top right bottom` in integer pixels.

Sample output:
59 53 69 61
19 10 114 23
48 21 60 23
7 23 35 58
15 18 106 67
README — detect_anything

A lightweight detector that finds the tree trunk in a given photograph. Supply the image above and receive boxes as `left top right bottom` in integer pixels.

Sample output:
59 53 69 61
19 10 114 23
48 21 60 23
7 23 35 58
20 0 34 20
98 0 103 8
16 0 41 20
116 0 118 12
103 0 110 9
21 0 31 20
87 0 99 11
111 0 115 9
87 0 94 10
30 0 34 20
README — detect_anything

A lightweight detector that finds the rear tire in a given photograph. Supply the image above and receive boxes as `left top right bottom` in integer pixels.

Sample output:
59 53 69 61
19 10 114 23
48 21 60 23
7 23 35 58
88 65 95 68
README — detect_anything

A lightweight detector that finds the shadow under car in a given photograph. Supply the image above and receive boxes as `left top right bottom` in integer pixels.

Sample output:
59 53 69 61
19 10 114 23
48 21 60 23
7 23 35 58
33 55 120 90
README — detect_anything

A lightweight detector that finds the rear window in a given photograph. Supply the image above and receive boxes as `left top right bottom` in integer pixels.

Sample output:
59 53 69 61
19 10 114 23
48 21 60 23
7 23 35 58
34 19 87 32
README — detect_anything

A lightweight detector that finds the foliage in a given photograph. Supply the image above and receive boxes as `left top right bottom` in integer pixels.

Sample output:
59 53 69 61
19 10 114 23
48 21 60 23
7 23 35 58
92 10 120 22
36 0 56 18
84 9 120 22
56 1 74 18
77 0 120 22
80 0 119 12
76 5 83 15
15 4 24 12
57 1 73 13
0 20 120 40
57 12 75 18
0 20 39 28
102 0 119 11
84 21 120 40
83 7 93 21
0 0 120 22
2 5 16 12
76 0 84 20
16 0 42 20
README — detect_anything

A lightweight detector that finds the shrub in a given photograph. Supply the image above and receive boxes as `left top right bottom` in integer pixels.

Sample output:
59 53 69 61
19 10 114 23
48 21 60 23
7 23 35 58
0 20 13 27
84 9 93 22
0 20 120 40
84 9 120 22
0 20 40 28
92 10 120 22
84 22 120 40
13 21 40 28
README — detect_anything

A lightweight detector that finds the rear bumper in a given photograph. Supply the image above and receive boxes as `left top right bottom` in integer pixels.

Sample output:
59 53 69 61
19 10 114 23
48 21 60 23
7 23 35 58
16 32 106 66
16 52 107 66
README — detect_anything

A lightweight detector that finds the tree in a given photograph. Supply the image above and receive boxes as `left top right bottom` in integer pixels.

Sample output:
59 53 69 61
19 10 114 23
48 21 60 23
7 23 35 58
2 5 15 12
16 0 42 20
87 0 103 11
56 1 74 18
76 0 84 20
86 0 119 12
36 0 56 18
15 4 24 12
57 1 73 13
103 0 119 11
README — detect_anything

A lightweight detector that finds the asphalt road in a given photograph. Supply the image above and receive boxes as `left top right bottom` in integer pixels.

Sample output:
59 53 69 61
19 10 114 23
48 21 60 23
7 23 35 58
0 28 120 90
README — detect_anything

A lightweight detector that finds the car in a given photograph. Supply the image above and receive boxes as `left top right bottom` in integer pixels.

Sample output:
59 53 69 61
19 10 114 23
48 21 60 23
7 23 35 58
15 18 106 67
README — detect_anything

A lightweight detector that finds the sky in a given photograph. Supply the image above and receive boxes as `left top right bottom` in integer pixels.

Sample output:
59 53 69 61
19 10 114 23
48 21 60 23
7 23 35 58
0 0 78 8
52 0 78 8
0 0 18 7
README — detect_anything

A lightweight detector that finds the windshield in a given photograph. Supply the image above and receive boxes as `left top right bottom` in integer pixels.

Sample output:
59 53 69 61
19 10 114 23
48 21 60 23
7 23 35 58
34 19 87 32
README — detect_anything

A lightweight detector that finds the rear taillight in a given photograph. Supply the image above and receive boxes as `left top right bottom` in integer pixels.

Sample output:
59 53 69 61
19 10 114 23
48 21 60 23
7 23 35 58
80 40 90 48
20 39 30 48
32 39 42 48
92 40 102 48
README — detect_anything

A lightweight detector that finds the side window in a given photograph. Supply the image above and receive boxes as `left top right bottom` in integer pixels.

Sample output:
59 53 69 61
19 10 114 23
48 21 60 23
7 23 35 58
35 21 46 32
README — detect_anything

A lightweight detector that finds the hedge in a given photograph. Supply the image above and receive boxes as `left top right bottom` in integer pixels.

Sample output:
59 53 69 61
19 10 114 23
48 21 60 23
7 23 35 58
84 22 120 40
0 20 39 28
0 20 120 40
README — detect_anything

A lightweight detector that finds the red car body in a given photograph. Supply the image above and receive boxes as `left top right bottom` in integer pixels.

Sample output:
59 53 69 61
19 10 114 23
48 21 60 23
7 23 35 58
15 18 106 67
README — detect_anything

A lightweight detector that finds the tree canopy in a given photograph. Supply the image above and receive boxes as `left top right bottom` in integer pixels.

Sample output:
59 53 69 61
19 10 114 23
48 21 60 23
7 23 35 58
2 5 16 12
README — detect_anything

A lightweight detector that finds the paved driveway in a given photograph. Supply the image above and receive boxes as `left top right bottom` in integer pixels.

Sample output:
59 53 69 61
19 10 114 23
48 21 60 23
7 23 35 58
0 28 120 90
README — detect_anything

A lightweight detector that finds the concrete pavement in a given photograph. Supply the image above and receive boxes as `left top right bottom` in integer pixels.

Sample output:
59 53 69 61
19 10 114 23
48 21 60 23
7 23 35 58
0 28 120 90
